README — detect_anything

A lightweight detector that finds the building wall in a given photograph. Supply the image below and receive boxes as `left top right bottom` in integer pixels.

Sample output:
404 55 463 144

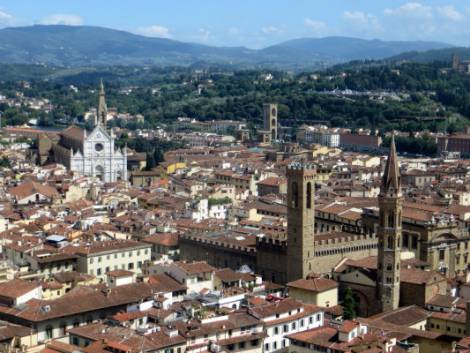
76 245 151 280
288 287 338 307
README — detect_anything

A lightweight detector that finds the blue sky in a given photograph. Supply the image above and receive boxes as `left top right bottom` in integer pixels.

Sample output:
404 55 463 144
0 1 469 48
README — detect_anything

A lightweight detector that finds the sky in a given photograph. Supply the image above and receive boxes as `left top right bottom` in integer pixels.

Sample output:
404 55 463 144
0 1 469 48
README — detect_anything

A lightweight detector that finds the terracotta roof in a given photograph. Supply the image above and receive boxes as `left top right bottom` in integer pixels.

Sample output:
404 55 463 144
9 181 59 200
367 305 429 327
143 233 179 247
106 270 133 278
173 261 216 275
287 277 338 293
148 273 187 293
0 283 155 322
0 279 40 301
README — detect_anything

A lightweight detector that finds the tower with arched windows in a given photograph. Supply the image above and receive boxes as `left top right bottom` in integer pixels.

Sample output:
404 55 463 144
377 135 403 312
263 103 278 142
286 163 316 282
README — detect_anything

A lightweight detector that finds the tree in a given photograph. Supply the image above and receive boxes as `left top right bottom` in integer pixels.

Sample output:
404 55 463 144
343 287 357 320
145 152 156 170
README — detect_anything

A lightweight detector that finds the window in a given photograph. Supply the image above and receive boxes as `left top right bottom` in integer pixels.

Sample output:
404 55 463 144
306 182 312 209
251 340 259 347
97 268 102 275
128 251 132 257
283 324 289 333
316 314 321 321
273 342 277 350
274 327 279 334
128 263 134 270
292 322 296 330
239 342 245 349
291 182 298 208
265 343 270 351
309 317 313 324
300 319 304 327
95 143 104 152
412 236 418 250
439 250 445 261
98 256 102 263
114 253 118 259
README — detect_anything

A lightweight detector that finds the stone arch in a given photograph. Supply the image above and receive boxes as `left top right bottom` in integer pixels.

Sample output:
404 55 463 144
351 289 371 317
95 165 104 181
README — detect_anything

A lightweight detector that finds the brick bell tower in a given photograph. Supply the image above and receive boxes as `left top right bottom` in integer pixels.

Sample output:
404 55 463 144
377 135 403 312
286 162 316 282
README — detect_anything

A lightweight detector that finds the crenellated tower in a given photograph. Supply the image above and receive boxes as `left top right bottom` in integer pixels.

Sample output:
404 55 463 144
377 135 403 312
286 162 316 282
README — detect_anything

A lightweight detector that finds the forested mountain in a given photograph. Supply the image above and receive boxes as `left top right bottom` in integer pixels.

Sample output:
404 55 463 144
0 25 453 69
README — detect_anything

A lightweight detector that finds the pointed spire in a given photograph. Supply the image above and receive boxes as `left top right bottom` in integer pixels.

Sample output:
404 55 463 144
381 133 401 196
97 79 107 127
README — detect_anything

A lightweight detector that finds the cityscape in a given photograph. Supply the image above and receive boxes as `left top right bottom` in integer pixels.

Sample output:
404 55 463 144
2 1 470 353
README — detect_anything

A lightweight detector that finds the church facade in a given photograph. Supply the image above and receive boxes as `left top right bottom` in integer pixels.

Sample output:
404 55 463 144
52 82 127 183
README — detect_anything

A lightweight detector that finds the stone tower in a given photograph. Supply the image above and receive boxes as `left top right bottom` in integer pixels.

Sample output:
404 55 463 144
96 79 108 127
286 163 316 282
452 53 460 71
377 135 403 312
263 103 278 142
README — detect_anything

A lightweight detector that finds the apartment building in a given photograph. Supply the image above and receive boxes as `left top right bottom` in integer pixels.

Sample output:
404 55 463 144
63 240 152 280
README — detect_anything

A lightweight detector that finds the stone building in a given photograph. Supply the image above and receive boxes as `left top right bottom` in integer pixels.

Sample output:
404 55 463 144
51 82 127 182
257 103 278 144
376 135 402 312
286 163 316 282
181 163 378 284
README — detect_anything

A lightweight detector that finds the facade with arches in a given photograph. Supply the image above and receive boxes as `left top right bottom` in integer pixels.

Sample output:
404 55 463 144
52 83 127 183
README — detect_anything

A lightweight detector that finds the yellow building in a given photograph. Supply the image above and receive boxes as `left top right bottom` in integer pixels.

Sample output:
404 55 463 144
163 161 186 174
287 276 338 308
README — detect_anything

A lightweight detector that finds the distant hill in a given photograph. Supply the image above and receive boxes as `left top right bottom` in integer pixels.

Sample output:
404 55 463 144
0 25 455 69
261 37 452 63
388 47 470 63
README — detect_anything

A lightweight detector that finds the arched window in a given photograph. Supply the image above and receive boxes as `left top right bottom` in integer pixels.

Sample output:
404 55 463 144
306 182 312 209
387 235 394 249
388 212 394 228
292 182 298 208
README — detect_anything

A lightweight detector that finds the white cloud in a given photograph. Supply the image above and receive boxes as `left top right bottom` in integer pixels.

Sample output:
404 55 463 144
136 25 172 38
197 28 212 42
39 14 83 26
0 10 13 25
304 18 327 32
343 11 378 24
384 2 433 18
437 6 464 21
342 11 382 35
261 25 283 34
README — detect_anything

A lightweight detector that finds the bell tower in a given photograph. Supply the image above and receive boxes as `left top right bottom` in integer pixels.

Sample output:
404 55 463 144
96 79 108 127
263 103 278 142
286 163 316 282
377 135 403 312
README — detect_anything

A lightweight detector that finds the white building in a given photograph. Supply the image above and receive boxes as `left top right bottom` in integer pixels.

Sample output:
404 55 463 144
52 82 127 183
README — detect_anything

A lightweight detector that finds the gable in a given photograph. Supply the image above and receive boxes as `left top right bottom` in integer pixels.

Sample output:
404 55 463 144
87 125 111 143
339 269 376 287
